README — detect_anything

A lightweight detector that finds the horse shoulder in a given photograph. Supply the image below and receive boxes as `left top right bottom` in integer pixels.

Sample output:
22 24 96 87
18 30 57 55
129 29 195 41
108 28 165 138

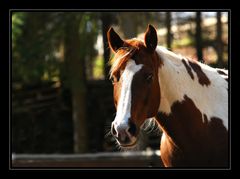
160 133 185 167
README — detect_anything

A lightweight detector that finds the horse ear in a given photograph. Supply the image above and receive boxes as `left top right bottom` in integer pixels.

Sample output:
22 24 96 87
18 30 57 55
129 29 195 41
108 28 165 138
144 24 158 52
107 27 124 53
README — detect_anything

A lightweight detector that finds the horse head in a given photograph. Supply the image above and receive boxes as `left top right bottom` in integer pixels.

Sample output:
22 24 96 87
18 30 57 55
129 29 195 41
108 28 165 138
107 25 161 148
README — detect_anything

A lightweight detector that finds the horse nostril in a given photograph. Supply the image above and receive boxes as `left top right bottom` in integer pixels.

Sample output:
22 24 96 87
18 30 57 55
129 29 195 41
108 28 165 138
128 120 137 136
111 124 117 136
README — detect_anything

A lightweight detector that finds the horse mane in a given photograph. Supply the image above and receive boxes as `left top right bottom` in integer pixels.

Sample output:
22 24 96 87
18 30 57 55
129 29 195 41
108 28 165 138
156 46 228 79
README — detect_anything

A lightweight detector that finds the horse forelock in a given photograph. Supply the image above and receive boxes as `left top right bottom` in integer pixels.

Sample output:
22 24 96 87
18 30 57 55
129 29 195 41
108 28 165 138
109 39 146 78
109 48 136 78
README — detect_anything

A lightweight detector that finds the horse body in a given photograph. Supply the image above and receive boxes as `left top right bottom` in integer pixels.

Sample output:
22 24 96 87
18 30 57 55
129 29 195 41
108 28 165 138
107 25 228 167
155 46 228 167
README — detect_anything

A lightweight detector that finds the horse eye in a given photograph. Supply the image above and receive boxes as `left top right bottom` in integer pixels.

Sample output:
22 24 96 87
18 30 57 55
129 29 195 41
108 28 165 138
111 74 120 84
110 76 117 84
110 76 115 83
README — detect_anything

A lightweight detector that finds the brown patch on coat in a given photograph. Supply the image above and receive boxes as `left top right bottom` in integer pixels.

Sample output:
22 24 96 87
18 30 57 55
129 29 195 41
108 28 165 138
182 59 194 80
224 77 228 82
131 66 160 126
216 69 228 82
188 60 211 86
221 75 228 83
156 95 228 167
217 69 228 76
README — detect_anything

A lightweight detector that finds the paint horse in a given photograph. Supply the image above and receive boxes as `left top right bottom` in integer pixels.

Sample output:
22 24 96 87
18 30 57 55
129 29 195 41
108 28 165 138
107 25 228 167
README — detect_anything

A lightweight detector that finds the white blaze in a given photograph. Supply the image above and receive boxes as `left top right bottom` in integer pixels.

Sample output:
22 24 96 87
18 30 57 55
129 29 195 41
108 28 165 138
113 60 143 131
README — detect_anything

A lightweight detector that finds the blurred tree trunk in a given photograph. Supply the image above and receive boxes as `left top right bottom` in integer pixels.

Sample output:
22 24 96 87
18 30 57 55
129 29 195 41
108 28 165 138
64 15 88 153
166 12 172 49
101 13 112 80
216 12 224 68
118 12 138 38
195 12 203 61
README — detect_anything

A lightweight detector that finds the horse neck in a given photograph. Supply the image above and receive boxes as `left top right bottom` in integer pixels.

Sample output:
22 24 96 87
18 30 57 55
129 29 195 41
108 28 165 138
155 46 228 144
156 47 199 115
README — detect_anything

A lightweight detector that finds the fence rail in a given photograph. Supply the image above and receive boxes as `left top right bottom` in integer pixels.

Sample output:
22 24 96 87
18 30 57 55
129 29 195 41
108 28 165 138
11 150 163 168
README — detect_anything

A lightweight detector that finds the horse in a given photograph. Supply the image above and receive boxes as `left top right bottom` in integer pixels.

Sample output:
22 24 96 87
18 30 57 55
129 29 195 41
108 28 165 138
107 24 228 167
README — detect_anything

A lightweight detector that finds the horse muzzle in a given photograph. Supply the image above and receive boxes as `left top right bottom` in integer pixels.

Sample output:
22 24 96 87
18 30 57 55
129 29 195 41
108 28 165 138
111 119 138 147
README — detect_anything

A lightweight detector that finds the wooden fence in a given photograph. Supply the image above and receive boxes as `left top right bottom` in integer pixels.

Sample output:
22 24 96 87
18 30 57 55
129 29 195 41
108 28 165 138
11 150 163 168
12 81 161 153
12 82 62 113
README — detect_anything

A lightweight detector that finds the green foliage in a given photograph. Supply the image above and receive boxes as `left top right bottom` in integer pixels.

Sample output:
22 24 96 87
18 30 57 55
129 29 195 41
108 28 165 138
172 37 195 48
12 12 25 49
12 12 101 86
79 13 100 56
93 55 104 79
12 12 62 84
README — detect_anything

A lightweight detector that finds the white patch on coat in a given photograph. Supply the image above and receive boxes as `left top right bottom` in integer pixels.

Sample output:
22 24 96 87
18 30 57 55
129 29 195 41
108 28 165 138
112 60 143 133
156 46 228 130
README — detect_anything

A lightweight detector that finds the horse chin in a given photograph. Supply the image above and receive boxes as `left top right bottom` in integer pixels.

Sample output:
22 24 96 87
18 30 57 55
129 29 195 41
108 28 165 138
118 137 138 149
